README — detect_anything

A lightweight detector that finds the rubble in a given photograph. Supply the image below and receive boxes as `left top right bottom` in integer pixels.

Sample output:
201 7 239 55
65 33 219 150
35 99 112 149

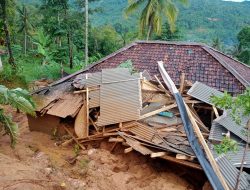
29 62 250 190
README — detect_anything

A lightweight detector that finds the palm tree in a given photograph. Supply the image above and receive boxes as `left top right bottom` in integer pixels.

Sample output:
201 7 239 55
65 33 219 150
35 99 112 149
0 85 35 147
125 0 188 40
17 5 33 55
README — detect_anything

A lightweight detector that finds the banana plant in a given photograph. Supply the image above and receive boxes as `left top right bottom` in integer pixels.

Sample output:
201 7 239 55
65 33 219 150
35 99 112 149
32 29 51 65
0 85 35 147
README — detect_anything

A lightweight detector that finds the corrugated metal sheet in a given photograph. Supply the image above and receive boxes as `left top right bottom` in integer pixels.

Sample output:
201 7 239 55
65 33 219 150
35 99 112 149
142 70 152 80
46 93 83 118
97 79 142 126
187 81 223 105
209 122 243 143
102 68 140 83
225 146 250 168
73 72 101 89
89 90 100 108
215 154 250 190
215 112 250 142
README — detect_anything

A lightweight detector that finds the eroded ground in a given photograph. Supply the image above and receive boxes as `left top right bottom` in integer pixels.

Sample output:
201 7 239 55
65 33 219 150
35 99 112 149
0 108 206 190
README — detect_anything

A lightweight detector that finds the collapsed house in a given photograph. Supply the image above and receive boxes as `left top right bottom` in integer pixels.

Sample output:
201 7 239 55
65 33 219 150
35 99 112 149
29 41 250 190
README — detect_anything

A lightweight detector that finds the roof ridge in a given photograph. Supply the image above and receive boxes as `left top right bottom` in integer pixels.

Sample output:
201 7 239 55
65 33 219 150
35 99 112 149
135 40 206 46
202 46 249 87
207 46 250 69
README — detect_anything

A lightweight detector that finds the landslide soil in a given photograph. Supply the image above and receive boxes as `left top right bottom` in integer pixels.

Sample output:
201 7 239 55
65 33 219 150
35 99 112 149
0 108 206 190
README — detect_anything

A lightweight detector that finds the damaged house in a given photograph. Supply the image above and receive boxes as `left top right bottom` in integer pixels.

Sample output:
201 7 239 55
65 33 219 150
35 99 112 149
30 41 250 189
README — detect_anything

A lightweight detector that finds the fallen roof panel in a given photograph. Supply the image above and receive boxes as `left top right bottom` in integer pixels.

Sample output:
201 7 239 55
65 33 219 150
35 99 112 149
187 81 224 105
225 146 250 168
215 154 250 190
214 112 250 142
46 93 83 118
209 122 244 144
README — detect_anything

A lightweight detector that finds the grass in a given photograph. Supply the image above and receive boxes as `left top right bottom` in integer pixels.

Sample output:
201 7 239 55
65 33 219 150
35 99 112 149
0 54 86 89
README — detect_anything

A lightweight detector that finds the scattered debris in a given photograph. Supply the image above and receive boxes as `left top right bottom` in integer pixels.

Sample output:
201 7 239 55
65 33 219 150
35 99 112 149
30 63 250 189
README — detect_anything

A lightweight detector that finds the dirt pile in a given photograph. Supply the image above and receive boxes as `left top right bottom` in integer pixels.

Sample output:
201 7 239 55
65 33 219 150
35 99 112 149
0 108 201 190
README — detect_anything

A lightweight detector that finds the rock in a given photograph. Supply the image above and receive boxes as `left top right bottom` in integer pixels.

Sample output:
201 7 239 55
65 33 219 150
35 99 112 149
45 167 53 175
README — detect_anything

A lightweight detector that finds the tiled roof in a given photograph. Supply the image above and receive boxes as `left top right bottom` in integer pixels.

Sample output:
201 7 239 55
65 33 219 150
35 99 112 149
39 41 250 95
85 41 249 94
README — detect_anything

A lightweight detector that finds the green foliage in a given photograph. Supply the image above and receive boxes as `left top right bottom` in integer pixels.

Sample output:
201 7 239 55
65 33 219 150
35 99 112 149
89 25 122 56
214 137 238 155
73 144 80 156
211 89 250 124
0 110 18 147
0 85 36 147
236 26 250 65
125 0 188 39
118 59 137 73
154 22 182 40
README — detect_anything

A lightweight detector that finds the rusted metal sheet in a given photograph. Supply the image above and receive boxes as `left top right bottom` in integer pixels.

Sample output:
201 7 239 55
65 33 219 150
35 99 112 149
46 93 83 118
97 79 142 126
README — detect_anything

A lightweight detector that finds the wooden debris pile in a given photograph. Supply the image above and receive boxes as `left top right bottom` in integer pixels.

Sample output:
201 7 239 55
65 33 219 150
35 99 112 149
64 68 213 170
30 66 250 190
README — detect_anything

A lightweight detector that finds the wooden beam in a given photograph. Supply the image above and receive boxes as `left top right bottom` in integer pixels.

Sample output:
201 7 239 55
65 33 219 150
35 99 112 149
185 104 230 190
63 126 85 150
139 103 177 120
179 73 185 94
161 155 202 170
73 87 99 94
154 75 171 97
124 147 133 154
213 106 219 118
86 74 89 137
151 152 166 158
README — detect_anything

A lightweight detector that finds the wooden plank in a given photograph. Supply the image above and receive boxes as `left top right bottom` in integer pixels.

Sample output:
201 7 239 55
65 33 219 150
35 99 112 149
86 74 89 136
154 75 171 97
74 87 99 94
213 106 219 118
188 105 209 133
139 103 177 120
151 152 166 158
74 103 88 138
124 147 133 153
89 117 99 132
109 137 124 142
63 126 85 150
176 154 194 161
161 155 202 170
185 104 230 190
179 73 185 94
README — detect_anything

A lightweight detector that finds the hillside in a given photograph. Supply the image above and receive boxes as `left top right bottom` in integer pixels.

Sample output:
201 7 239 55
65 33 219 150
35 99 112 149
89 0 250 45
19 0 250 44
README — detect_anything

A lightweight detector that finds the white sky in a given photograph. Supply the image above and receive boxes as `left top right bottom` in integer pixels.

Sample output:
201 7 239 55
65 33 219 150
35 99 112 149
223 0 246 2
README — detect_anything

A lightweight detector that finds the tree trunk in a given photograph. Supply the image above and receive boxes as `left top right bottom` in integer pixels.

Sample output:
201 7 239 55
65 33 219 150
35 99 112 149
24 30 27 55
146 25 152 41
235 119 250 190
84 0 89 68
3 20 15 68
68 33 73 69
